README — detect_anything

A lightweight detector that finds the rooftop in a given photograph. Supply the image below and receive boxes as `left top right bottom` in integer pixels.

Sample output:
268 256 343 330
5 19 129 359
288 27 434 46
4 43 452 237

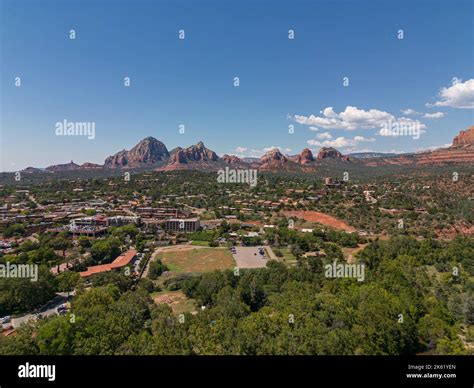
79 249 137 278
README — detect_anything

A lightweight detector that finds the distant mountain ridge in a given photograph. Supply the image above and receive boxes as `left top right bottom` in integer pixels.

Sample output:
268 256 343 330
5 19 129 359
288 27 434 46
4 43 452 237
349 152 399 159
364 125 474 166
36 125 474 174
45 161 80 172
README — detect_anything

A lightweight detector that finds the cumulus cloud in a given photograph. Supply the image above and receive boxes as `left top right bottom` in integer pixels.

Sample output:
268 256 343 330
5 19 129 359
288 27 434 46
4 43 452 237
428 78 474 109
292 105 425 132
316 132 333 140
262 146 291 153
423 112 445 119
239 146 293 158
307 135 375 149
401 108 421 115
234 146 247 154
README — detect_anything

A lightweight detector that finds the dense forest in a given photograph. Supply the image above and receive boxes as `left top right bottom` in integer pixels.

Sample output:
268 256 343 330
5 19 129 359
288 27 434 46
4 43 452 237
1 236 472 355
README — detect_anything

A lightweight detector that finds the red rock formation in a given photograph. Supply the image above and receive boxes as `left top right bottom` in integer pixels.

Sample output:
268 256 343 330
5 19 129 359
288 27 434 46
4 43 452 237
183 141 219 162
452 126 474 149
104 137 169 168
365 125 474 166
159 142 221 171
294 148 315 164
258 149 308 171
317 147 349 161
261 149 287 163
222 154 244 165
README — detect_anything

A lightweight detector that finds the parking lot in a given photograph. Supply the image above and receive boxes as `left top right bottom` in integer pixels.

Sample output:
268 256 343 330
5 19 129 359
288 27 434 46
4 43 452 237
232 246 268 269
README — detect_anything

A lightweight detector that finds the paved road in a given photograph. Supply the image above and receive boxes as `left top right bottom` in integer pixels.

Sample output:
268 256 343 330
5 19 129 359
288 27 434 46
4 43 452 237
2 292 72 330
264 245 279 261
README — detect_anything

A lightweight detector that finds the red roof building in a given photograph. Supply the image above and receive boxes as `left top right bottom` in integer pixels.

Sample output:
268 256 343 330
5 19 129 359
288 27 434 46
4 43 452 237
79 249 137 278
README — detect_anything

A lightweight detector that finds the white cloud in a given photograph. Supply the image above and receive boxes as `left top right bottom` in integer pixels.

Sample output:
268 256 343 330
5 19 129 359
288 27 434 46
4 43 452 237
234 146 247 154
316 132 333 140
309 126 319 131
262 146 291 152
429 78 474 109
423 112 445 119
320 107 338 118
307 135 375 149
240 146 293 158
292 105 419 131
401 108 421 115
249 149 264 157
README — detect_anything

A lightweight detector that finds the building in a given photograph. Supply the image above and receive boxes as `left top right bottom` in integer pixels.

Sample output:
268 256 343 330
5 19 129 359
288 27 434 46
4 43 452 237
79 249 137 278
70 215 107 228
164 218 200 233
69 216 108 237
107 216 141 226
135 207 179 219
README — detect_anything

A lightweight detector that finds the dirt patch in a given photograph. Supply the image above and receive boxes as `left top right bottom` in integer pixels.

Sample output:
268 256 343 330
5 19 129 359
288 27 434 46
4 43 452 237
343 244 367 263
153 291 196 314
154 291 185 305
281 210 356 232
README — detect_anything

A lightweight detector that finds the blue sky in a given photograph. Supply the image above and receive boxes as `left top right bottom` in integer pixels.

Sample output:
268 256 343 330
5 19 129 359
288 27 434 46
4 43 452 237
1 0 473 171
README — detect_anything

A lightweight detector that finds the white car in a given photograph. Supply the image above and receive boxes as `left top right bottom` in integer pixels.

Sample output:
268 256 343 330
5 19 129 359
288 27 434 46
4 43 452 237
1 316 11 324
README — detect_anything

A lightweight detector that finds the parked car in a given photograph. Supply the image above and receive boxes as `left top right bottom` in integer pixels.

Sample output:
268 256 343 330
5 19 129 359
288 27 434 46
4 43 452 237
0 316 11 324
57 306 68 314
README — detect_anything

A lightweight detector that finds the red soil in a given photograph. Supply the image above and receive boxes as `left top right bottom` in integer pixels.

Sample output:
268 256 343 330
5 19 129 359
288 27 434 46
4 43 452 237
281 210 356 233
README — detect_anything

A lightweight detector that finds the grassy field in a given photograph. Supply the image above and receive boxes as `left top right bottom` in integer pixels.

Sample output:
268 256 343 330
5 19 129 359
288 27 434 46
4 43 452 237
157 247 236 273
274 247 298 267
190 240 210 247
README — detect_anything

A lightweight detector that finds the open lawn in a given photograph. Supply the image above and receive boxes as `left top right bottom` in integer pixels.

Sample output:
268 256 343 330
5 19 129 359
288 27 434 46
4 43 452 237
190 240 210 247
157 247 236 273
274 247 298 266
